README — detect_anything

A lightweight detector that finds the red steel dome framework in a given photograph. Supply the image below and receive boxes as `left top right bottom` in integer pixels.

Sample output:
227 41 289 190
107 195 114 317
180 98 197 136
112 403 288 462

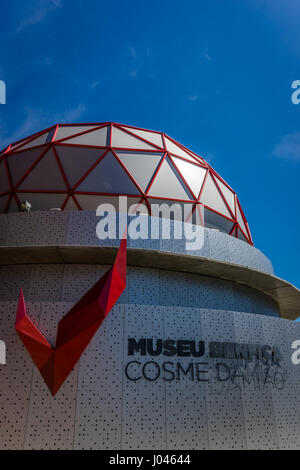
0 122 253 244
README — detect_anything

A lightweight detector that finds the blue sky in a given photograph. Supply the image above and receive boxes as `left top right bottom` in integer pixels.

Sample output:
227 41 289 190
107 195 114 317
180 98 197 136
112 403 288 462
0 0 299 290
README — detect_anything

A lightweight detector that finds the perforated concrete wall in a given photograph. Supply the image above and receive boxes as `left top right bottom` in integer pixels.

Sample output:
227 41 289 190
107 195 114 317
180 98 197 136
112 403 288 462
1 263 299 450
0 264 279 316
0 211 294 450
0 211 274 274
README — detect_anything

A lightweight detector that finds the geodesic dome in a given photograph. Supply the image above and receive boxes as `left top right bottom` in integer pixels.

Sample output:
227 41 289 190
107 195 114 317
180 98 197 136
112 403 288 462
0 122 252 244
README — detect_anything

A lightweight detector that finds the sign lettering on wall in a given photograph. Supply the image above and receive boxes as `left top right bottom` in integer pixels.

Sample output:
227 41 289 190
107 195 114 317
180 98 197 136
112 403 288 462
125 338 287 392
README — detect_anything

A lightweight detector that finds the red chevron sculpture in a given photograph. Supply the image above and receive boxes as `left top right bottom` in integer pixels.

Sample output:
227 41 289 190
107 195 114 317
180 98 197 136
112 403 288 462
15 237 127 396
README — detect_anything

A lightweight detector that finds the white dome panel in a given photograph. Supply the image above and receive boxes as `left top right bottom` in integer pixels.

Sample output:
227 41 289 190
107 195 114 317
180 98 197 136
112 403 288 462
165 136 198 162
120 126 164 148
56 146 106 187
61 126 109 147
63 196 79 210
200 172 232 218
0 194 9 212
16 129 54 150
7 147 47 187
0 159 11 194
112 127 157 150
116 151 163 192
236 202 248 237
17 148 67 191
214 176 235 215
0 122 252 244
76 151 140 195
148 157 191 200
172 156 207 199
55 125 100 141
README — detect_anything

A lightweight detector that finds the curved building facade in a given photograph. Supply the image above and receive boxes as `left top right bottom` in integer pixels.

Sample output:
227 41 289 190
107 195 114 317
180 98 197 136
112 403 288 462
0 123 300 450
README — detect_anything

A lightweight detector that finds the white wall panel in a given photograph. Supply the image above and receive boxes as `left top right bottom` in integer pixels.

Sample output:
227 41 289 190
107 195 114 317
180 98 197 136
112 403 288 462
122 305 166 449
234 312 279 449
261 315 300 449
200 310 247 449
74 305 124 449
23 302 77 450
0 301 40 449
164 307 208 449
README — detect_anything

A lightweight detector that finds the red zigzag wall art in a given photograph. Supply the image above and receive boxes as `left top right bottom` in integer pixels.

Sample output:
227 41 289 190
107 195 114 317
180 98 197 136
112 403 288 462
15 236 127 396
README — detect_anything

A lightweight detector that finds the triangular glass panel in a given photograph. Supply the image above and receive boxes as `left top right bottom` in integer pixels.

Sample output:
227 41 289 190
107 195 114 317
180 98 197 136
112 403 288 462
236 202 248 238
6 147 46 187
148 156 191 200
214 176 235 215
171 156 207 199
55 145 106 187
119 126 164 148
186 149 206 164
17 129 55 150
17 148 68 191
237 228 249 243
165 136 198 162
200 172 231 217
116 151 163 192
204 207 234 234
74 194 144 212
9 137 33 152
0 194 9 213
75 194 114 211
55 125 100 141
7 196 20 213
63 196 79 210
0 159 10 194
112 126 158 150
61 126 109 147
15 192 67 211
76 151 140 195
147 197 193 222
